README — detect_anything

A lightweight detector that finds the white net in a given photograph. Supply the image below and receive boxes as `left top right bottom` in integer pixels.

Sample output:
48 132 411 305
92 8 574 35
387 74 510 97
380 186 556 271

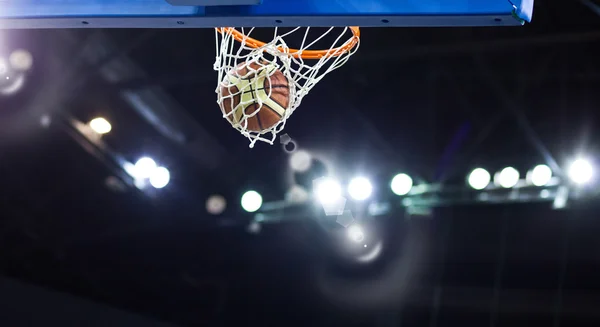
214 27 360 148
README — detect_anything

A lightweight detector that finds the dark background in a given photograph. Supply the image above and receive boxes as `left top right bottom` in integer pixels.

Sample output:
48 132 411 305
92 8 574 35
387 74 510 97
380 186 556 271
1 1 600 326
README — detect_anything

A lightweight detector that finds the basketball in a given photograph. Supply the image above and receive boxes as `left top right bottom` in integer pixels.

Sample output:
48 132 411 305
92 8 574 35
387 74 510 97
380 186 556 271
218 62 290 132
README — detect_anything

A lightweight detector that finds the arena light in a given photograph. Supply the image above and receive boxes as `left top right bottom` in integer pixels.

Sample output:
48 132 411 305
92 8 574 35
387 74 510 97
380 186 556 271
528 164 552 187
495 167 520 188
568 158 594 185
347 224 365 243
390 173 413 196
133 157 157 179
149 166 170 189
314 177 342 205
467 168 491 190
241 190 263 213
89 117 112 135
348 177 373 201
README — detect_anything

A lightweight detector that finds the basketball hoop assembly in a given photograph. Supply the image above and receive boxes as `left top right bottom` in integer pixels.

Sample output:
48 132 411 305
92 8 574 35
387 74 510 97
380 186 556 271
214 27 360 147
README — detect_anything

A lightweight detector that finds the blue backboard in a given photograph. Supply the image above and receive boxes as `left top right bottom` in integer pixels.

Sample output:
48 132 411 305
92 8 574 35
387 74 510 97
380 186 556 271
0 0 533 28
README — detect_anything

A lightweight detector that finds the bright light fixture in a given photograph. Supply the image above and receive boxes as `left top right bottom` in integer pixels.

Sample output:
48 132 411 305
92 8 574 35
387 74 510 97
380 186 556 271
529 164 552 187
390 173 413 196
149 166 170 189
133 157 157 179
495 167 520 188
314 177 342 204
89 117 112 134
568 158 594 185
348 177 373 201
241 190 263 213
468 168 491 190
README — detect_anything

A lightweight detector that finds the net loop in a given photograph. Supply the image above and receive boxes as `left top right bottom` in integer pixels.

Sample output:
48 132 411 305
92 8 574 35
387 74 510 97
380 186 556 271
214 27 360 147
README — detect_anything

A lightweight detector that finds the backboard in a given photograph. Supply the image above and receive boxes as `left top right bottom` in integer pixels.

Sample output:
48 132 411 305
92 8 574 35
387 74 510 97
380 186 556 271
0 0 534 29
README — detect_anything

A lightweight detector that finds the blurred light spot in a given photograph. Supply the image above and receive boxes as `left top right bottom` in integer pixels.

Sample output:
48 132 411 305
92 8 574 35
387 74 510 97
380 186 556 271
206 194 227 215
133 157 157 179
495 167 520 188
468 168 490 190
529 164 552 187
347 224 365 243
568 158 594 185
290 150 312 172
241 190 262 212
314 177 342 205
89 117 112 134
40 115 51 128
348 177 373 201
390 173 413 196
285 185 309 204
9 49 33 72
149 167 170 189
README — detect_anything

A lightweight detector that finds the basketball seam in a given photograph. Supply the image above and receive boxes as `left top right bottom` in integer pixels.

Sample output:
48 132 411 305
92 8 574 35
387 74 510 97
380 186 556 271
263 76 289 115
248 82 264 131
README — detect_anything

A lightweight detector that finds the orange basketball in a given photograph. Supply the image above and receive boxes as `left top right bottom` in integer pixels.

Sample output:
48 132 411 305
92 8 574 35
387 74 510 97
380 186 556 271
219 62 290 132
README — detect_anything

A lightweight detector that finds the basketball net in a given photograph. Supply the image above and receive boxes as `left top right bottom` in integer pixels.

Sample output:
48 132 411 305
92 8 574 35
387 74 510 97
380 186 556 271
214 27 360 148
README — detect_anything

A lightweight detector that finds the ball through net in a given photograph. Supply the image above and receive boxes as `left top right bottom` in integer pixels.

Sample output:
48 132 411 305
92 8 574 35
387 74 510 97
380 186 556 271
214 26 360 147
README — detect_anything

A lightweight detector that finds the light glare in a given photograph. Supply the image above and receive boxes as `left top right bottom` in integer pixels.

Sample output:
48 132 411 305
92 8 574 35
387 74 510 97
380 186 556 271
496 167 520 188
348 177 373 200
468 168 491 190
347 224 365 243
290 150 312 172
241 190 263 212
314 178 342 204
529 165 552 186
133 157 157 179
149 167 170 189
89 117 112 134
390 173 413 196
568 159 594 185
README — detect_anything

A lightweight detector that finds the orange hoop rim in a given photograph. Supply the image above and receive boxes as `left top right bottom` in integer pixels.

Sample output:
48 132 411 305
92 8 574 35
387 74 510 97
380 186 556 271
216 26 360 60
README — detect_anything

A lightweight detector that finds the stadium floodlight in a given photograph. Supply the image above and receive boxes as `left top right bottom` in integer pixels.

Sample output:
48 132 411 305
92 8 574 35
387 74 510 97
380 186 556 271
149 167 170 189
528 164 552 187
568 158 594 185
468 168 491 190
495 167 520 188
133 157 157 179
347 224 365 243
314 177 342 205
89 117 112 134
241 190 263 213
348 177 373 201
390 173 413 196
